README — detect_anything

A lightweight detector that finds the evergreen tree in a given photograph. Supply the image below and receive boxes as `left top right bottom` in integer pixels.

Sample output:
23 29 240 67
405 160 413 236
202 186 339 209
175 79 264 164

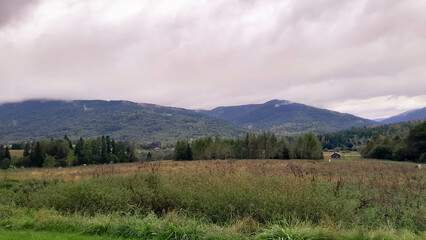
304 133 323 159
4 147 11 160
106 136 111 154
406 121 426 161
0 145 4 160
64 135 73 149
281 140 291 159
101 136 107 163
185 144 193 160
174 140 192 161
23 143 31 157
111 140 116 155
126 144 137 162
31 142 43 167
74 138 85 164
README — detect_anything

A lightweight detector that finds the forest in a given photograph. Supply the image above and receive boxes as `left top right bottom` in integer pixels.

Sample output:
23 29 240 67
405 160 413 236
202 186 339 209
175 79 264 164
173 132 323 161
319 120 426 163
319 120 421 151
2 120 426 170
0 136 137 169
361 121 426 162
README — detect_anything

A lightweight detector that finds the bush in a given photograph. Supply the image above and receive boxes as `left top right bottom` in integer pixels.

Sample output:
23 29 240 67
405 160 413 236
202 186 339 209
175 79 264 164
369 145 393 159
0 158 10 170
42 155 56 168
393 146 407 161
14 156 31 168
419 152 426 163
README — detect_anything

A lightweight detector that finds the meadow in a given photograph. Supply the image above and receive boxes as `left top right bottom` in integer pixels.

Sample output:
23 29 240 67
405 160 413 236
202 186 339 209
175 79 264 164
0 152 425 239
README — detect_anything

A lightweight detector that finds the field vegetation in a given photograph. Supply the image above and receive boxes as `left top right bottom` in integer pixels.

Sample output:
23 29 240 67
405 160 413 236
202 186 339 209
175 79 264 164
0 154 424 239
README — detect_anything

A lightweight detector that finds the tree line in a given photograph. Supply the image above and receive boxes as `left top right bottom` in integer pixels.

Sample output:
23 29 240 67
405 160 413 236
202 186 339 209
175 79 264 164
319 120 420 151
173 132 323 161
0 136 137 169
361 121 426 162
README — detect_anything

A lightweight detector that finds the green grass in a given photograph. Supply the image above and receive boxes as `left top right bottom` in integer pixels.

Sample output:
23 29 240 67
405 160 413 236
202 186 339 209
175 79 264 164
0 230 130 240
0 209 424 240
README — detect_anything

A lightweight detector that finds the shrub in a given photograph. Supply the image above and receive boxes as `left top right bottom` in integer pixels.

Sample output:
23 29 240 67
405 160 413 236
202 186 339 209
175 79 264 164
42 155 56 168
369 145 393 159
419 152 426 163
0 158 10 170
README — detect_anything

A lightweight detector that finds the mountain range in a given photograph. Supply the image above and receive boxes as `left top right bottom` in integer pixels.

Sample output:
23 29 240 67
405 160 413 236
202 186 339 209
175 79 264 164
0 100 243 143
0 99 425 143
379 107 426 124
201 100 376 135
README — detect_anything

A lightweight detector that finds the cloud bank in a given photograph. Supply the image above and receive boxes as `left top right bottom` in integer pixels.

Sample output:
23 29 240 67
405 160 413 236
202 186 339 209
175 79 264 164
1 0 425 119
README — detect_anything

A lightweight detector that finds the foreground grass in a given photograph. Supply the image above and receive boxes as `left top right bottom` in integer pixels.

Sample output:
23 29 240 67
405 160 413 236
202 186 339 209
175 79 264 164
0 230 130 240
0 158 424 239
1 208 424 240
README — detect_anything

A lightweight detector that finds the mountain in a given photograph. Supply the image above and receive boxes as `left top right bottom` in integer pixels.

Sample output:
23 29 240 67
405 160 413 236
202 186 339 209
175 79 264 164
0 99 380 143
380 107 426 124
0 100 244 143
201 99 378 135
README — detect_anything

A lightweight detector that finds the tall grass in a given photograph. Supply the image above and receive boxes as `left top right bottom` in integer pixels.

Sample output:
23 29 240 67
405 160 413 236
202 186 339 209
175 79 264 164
0 207 424 239
0 159 424 239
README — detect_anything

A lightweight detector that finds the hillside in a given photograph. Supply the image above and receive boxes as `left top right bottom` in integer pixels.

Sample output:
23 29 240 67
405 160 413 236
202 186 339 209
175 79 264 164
0 100 244 143
381 107 426 124
320 120 423 150
201 99 378 135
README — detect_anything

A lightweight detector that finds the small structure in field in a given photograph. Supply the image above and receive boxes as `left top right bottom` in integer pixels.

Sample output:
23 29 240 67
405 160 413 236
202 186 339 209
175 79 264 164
331 152 341 159
415 164 422 170
150 142 161 149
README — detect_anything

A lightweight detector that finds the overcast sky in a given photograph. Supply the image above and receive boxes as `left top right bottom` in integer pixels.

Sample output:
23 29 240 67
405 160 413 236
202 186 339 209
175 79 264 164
1 0 425 119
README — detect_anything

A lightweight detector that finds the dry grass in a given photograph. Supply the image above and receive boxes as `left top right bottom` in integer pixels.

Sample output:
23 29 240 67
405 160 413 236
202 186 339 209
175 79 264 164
9 150 24 158
1 152 424 236
1 152 423 190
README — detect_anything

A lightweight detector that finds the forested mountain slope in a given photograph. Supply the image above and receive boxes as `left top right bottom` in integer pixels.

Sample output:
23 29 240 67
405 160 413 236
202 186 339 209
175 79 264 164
380 107 426 124
201 99 377 135
0 100 244 143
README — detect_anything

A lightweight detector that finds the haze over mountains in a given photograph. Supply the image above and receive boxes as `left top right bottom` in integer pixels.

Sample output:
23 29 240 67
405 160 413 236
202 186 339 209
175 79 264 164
0 99 425 143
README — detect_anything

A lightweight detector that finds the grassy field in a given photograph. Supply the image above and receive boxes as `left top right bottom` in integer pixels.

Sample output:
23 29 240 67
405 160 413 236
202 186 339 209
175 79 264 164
0 153 425 239
9 149 24 158
0 230 131 240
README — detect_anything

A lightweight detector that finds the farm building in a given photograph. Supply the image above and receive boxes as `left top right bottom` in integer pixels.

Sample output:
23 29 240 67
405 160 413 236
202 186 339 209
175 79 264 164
331 152 341 159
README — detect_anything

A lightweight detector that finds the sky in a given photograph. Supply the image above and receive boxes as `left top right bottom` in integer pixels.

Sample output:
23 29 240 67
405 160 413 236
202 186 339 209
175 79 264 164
1 0 425 119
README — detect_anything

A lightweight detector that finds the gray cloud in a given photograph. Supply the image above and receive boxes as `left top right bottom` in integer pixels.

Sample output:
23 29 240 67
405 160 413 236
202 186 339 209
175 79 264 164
0 0 425 119
0 0 40 28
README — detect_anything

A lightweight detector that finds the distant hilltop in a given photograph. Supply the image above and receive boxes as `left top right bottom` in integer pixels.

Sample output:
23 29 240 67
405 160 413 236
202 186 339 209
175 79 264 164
2 98 423 143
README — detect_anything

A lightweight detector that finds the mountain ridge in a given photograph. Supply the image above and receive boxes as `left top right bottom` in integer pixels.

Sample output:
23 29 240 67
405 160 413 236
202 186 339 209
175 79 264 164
380 107 426 124
201 99 378 135
0 99 244 143
0 98 380 143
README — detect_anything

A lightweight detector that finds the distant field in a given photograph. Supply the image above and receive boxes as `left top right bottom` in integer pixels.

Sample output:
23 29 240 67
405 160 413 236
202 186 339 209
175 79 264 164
0 151 419 183
9 149 24 158
0 155 424 239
